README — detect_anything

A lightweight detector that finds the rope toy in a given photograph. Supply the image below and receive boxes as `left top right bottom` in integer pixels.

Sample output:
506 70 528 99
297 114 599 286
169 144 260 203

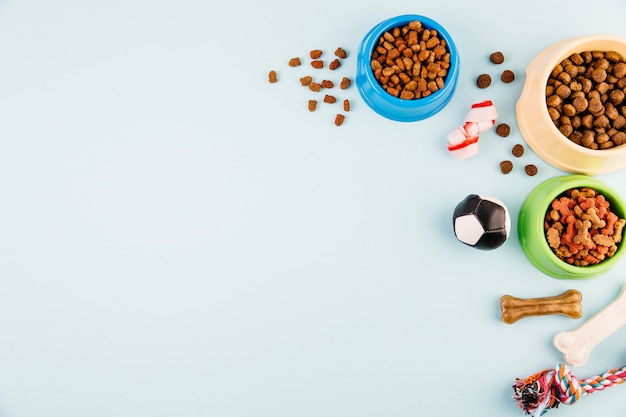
513 363 626 416
447 100 498 160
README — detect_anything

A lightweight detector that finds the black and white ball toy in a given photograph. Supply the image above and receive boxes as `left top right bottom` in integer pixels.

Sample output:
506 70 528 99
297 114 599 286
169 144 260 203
452 194 511 250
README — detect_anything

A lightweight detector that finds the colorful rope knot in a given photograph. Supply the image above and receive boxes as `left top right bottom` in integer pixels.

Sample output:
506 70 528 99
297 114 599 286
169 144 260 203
513 363 626 416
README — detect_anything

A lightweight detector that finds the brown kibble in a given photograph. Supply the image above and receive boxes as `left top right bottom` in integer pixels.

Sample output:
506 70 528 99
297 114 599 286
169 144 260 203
289 57 301 67
334 47 347 59
512 143 525 157
308 82 321 92
572 96 588 112
310 50 323 59
308 100 317 112
477 73 491 88
343 99 350 112
329 59 341 70
268 70 278 83
547 50 626 150
524 164 538 176
311 60 324 69
496 123 511 137
399 90 414 100
501 69 515 83
321 80 334 89
500 160 513 174
334 114 345 126
490 51 505 64
340 77 352 89
299 76 312 86
370 20 451 100
323 94 336 104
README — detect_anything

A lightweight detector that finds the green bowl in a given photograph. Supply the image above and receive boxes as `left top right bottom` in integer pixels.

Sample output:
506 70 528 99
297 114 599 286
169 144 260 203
518 175 626 279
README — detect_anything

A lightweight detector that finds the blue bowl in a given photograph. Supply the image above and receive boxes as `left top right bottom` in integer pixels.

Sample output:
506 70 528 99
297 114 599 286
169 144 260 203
356 14 460 122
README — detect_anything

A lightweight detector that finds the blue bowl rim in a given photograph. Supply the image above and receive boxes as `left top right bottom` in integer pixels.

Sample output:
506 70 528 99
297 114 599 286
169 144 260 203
357 14 460 112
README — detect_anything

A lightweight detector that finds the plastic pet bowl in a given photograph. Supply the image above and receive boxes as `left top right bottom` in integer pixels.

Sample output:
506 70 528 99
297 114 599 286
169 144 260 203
516 34 626 175
518 175 626 279
356 14 460 122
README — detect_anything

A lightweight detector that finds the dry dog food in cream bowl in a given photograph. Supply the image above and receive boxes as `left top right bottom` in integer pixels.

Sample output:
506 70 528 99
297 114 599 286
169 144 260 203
516 34 626 175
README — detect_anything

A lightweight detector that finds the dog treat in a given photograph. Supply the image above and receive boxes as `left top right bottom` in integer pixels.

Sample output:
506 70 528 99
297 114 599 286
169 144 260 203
268 70 278 83
512 143 525 157
524 164 538 176
323 94 336 104
501 69 515 83
547 50 626 149
299 75 312 86
343 99 350 112
544 187 625 266
447 100 498 159
311 60 324 69
490 51 505 64
310 49 323 59
334 114 345 126
289 57 301 67
308 100 317 112
500 289 582 324
340 77 352 89
329 59 341 70
334 47 347 59
370 20 451 99
321 80 334 89
554 283 626 367
477 73 492 88
496 123 511 137
500 160 513 174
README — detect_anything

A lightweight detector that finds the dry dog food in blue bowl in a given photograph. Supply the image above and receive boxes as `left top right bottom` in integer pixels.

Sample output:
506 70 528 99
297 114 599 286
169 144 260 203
356 14 460 122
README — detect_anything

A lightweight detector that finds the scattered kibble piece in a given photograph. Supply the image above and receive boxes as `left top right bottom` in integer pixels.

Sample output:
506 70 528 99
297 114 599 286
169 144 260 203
310 50 323 59
343 99 350 112
477 73 492 88
512 144 525 157
334 47 347 59
496 123 511 137
500 160 513 174
299 76 312 86
335 114 345 126
308 100 317 112
524 164 538 176
289 57 301 67
340 77 352 89
311 60 324 69
309 82 321 92
323 94 336 104
268 70 278 83
490 51 505 64
321 80 334 89
501 69 515 83
329 59 341 70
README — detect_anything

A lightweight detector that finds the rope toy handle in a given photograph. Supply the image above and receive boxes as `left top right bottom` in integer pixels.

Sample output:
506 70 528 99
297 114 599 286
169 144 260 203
513 363 626 416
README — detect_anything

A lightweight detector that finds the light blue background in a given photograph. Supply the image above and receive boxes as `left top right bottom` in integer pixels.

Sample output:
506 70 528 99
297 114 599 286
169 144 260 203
1 0 626 416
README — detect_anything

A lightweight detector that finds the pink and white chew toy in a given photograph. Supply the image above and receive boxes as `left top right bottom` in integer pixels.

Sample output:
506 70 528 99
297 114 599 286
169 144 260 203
553 282 626 367
447 100 498 160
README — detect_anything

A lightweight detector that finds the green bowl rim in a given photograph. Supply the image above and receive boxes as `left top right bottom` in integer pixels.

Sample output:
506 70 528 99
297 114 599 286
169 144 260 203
521 174 626 277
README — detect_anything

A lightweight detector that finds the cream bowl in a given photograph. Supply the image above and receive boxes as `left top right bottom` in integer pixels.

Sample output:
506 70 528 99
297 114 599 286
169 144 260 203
516 34 626 175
